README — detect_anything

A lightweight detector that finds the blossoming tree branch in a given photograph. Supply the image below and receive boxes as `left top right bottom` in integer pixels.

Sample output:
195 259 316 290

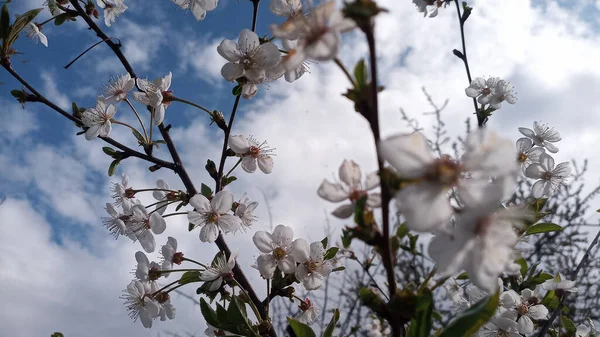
1 0 598 336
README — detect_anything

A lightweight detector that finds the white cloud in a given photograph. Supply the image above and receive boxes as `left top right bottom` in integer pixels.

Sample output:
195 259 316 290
176 35 228 84
41 72 70 111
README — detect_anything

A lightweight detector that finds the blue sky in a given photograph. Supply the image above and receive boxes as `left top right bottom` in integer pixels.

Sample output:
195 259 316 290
2 0 600 336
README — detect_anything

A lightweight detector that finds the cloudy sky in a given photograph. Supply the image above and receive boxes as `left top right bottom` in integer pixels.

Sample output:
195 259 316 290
2 0 600 336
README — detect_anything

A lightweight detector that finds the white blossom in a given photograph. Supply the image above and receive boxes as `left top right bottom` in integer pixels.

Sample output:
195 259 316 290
295 298 321 325
102 203 131 239
121 280 159 329
102 73 135 103
132 72 172 125
500 289 548 334
97 0 128 27
489 79 517 108
134 251 162 292
476 309 521 337
157 297 176 321
171 0 218 21
152 179 171 215
270 0 302 18
465 77 517 109
24 23 48 47
317 159 381 219
187 190 242 243
270 1 355 71
111 173 136 212
228 135 275 174
234 194 258 228
516 138 545 173
82 96 116 140
518 121 562 153
200 251 237 291
268 39 309 83
525 153 570 198
253 225 296 279
125 204 166 253
293 239 332 290
217 29 281 86
161 236 181 276
542 278 578 293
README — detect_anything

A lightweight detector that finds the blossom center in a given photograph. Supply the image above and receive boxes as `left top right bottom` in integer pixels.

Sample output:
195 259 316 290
249 145 261 158
541 171 553 181
516 303 528 316
207 212 219 224
349 189 367 202
474 215 492 236
482 87 492 96
172 252 184 265
426 157 461 186
148 266 161 281
517 152 527 163
273 247 287 260
306 261 319 273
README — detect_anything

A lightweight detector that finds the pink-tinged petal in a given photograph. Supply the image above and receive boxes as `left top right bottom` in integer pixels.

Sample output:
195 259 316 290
279 255 296 274
338 159 361 187
303 272 324 290
219 214 242 232
396 183 452 232
525 163 545 179
317 180 348 202
366 193 381 207
364 171 380 190
257 254 278 279
331 203 355 219
211 190 234 214
85 124 102 140
238 29 260 54
217 39 242 62
528 305 548 320
518 127 536 138
553 162 571 177
150 213 166 234
272 225 293 247
189 193 211 212
199 223 219 242
531 180 548 198
304 31 339 61
187 210 205 226
137 230 156 253
253 231 275 253
229 135 250 153
309 241 325 261
209 277 223 291
241 156 257 173
516 138 533 153
221 62 244 82
544 141 559 153
292 238 310 263
379 133 434 178
258 155 274 174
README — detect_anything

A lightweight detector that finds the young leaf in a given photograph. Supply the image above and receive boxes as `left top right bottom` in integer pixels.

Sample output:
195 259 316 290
287 317 316 337
353 59 367 88
201 183 213 197
322 308 340 337
323 247 339 260
396 222 409 238
525 223 563 236
200 298 220 327
0 3 10 42
178 271 201 285
108 159 120 177
438 291 499 337
131 128 146 145
559 316 576 335
408 288 434 337
321 237 328 249
7 8 43 47
188 222 195 232
232 84 242 96
102 146 116 156
222 175 237 187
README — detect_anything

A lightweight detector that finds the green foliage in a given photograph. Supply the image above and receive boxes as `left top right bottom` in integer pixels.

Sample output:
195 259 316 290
108 159 120 176
321 236 328 249
438 291 499 337
408 288 434 337
232 84 242 96
178 271 201 285
322 309 340 337
50 334 64 337
525 223 563 236
200 297 258 336
324 247 339 260
5 8 43 51
560 316 577 335
287 317 316 337
0 3 9 41
201 183 213 198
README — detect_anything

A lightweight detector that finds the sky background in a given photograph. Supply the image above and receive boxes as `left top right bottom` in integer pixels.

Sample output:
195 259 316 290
2 0 600 336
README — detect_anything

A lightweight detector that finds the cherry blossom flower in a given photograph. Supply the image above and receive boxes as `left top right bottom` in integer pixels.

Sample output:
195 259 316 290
518 121 562 153
121 280 159 329
111 173 137 212
488 79 517 108
217 29 281 86
135 251 162 292
102 203 135 240
82 96 116 140
477 309 521 337
24 23 48 47
465 77 517 109
293 239 332 290
171 0 218 21
413 0 442 18
542 278 578 293
228 135 275 174
270 1 355 71
317 159 381 219
253 225 296 279
525 153 570 198
295 298 320 325
234 194 258 228
187 190 242 243
500 289 548 334
270 0 302 18
428 192 530 292
97 0 128 27
102 73 135 103
516 138 545 173
267 39 309 83
379 130 517 232
161 236 182 276
126 204 167 253
200 251 237 291
132 72 173 125
152 179 171 215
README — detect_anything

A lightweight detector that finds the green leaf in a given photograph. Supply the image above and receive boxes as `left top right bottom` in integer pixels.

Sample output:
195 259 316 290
332 266 345 272
108 159 120 177
102 146 116 156
0 3 10 41
560 316 576 335
188 222 195 232
287 317 316 337
408 288 434 337
321 237 328 249
353 59 367 88
7 8 43 47
438 291 499 337
131 128 146 144
200 298 220 327
324 247 339 260
51 333 64 337
322 308 340 337
341 228 352 248
216 303 228 324
223 175 237 187
54 12 68 25
232 84 242 96
205 159 217 179
226 296 253 334
515 257 527 277
200 183 213 198
455 272 469 280
71 102 79 115
396 222 409 238
178 271 201 285
525 223 563 236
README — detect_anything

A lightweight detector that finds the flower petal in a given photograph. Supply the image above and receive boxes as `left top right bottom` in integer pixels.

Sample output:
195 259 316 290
257 254 277 279
253 231 274 253
272 225 294 247
338 159 361 187
258 155 274 174
317 180 348 202
396 183 452 232
331 203 355 219
379 133 434 178
150 213 166 234
199 223 219 242
241 157 257 173
217 39 242 62
238 29 259 54
292 238 310 263
189 194 211 212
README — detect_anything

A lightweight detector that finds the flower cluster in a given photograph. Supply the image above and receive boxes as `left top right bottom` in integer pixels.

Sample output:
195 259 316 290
518 121 570 198
465 76 517 109
228 135 275 174
171 0 218 21
253 225 338 290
